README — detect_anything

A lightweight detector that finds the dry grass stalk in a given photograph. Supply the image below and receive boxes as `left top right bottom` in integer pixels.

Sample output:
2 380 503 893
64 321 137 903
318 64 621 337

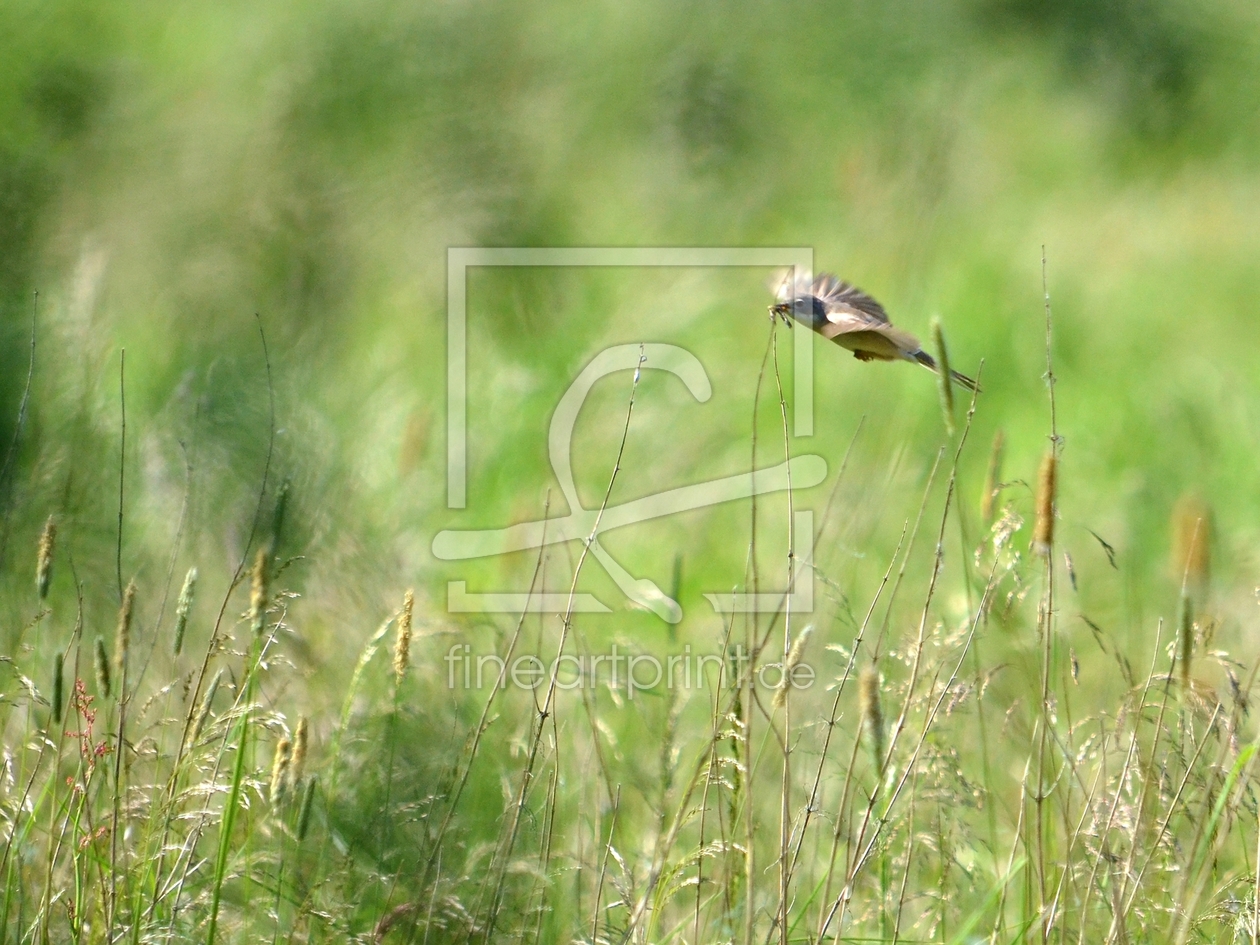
1033 452 1057 555
393 589 414 683
36 516 56 601
981 429 1005 524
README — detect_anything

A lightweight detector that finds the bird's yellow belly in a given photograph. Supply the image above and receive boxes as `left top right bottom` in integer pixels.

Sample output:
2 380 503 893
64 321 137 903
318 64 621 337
830 329 902 362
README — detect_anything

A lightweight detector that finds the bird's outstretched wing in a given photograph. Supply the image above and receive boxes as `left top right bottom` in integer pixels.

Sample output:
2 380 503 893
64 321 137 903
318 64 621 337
812 275 890 325
806 275 922 358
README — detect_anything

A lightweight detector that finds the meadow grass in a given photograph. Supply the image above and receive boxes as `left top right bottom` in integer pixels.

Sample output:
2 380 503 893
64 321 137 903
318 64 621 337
0 297 1256 945
3 2 1260 942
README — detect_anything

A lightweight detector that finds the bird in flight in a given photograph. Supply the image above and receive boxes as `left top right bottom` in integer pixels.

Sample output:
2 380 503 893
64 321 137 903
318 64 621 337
769 271 978 392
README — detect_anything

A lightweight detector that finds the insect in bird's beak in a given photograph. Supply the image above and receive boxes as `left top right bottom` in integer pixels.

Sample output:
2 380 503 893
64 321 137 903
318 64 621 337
769 302 792 326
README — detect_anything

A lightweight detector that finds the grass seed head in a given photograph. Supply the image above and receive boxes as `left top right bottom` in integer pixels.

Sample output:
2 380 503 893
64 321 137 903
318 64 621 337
981 429 1005 524
1033 452 1057 555
290 716 308 789
36 516 56 601
250 548 269 636
393 589 414 682
270 737 292 802
94 637 111 698
52 652 64 725
773 624 813 709
270 478 291 554
1178 591 1194 689
1171 494 1211 596
297 776 317 840
172 567 197 656
191 668 224 744
859 664 885 776
115 580 136 678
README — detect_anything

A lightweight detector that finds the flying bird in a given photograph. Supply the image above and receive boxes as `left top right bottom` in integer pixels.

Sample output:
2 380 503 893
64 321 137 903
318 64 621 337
769 271 979 392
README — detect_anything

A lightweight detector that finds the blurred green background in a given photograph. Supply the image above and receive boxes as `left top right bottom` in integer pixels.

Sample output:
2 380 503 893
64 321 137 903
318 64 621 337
6 4 1260 936
2 0 1260 671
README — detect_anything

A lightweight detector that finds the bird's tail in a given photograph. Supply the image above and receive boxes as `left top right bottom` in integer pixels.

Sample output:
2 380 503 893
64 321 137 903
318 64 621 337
912 350 981 393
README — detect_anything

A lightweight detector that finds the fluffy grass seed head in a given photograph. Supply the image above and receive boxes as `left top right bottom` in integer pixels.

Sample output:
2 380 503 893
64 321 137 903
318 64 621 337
36 516 56 600
52 652 64 725
981 429 1005 525
290 716 308 789
1033 452 1057 556
115 580 136 678
250 547 269 636
270 737 292 802
859 664 885 777
773 624 812 709
191 668 224 745
393 589 414 683
172 567 197 656
94 637 111 698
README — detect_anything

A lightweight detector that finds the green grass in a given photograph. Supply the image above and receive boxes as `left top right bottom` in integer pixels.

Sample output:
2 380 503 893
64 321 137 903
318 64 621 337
0 313 1255 942
3 0 1260 941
